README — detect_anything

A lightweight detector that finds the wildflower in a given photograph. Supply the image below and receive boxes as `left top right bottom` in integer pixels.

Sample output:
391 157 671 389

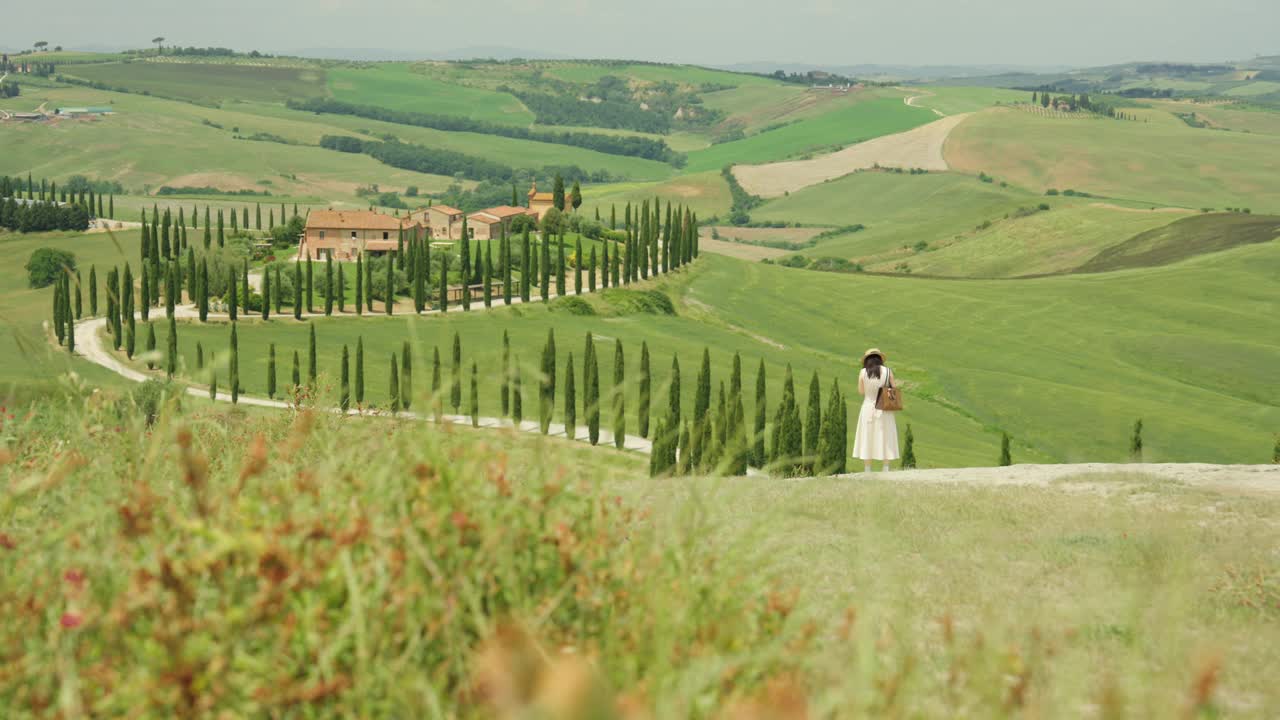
63 568 86 589
0 533 15 550
60 611 83 629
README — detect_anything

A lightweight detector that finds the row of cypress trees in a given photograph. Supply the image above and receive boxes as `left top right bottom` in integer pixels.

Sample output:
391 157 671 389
0 173 112 220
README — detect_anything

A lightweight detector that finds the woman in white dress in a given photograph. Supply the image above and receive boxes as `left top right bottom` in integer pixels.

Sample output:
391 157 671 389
853 348 900 472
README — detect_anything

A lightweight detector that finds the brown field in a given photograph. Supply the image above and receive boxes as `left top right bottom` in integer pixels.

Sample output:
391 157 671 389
695 236 789 261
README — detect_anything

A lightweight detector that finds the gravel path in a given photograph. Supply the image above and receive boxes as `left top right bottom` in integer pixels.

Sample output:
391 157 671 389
838 462 1280 494
734 113 972 198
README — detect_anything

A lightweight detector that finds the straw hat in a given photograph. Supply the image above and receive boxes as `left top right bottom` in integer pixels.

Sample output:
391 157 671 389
862 348 886 362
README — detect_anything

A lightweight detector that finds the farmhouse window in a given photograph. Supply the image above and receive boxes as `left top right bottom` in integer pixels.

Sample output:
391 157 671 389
383 232 390 240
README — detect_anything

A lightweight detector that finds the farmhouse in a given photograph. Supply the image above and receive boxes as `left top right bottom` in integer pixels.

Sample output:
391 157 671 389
425 204 465 240
467 205 537 240
299 209 423 261
527 182 557 220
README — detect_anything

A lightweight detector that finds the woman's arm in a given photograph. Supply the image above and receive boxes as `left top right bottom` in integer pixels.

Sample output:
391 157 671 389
857 370 864 395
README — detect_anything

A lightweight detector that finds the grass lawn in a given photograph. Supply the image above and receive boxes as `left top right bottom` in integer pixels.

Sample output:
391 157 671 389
0 228 141 398
63 61 328 105
904 85 1033 115
130 244 1280 468
876 203 1188 277
945 107 1280 211
0 86 458 199
753 171 1037 260
684 94 935 173
326 64 534 125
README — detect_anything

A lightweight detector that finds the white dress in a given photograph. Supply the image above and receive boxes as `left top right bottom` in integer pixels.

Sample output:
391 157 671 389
852 367 900 461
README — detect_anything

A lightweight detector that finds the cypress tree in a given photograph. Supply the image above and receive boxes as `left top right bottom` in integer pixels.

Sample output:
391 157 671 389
210 369 218 401
512 363 523 426
165 315 177 377
337 261 346 314
306 257 314 313
613 339 626 449
540 230 550 301
109 194 114 219
390 355 400 413
501 330 511 416
85 265 98 316
199 259 210 322
385 252 394 315
470 362 479 428
556 232 566 297
229 323 239 404
431 346 442 421
139 264 150 322
269 208 275 229
340 345 350 413
816 381 843 475
586 336 600 445
325 255 334 316
460 218 471 310
196 341 204 370
261 270 271 320
256 202 262 230
124 266 136 359
502 229 512 305
901 424 917 469
574 236 583 295
365 255 374 312
483 241 493 308
450 332 462 412
521 226 531 302
1130 419 1143 462
241 260 250 316
355 255 364 316
307 323 317 388
564 352 576 440
667 354 681 427
1000 432 1012 466
753 360 767 467
227 268 237 322
293 262 302 320
53 277 65 346
588 247 597 293
267 343 277 399
694 349 711 424
438 253 449 314
74 270 82 319
274 266 282 315
639 341 651 438
1273 435 1279 465
217 210 224 247
242 206 249 231
677 422 692 475
804 372 822 473
401 341 412 411
601 244 610 289
539 329 556 434
291 351 301 396
355 337 365 405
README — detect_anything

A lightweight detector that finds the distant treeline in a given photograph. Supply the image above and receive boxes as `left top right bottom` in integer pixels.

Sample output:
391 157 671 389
0 198 91 233
504 88 673 134
156 186 273 197
289 98 682 164
319 135 615 185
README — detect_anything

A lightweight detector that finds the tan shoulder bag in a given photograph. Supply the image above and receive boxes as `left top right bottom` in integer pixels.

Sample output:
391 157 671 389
876 369 903 412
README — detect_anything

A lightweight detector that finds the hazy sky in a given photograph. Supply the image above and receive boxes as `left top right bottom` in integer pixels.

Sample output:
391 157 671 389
2 0 1275 68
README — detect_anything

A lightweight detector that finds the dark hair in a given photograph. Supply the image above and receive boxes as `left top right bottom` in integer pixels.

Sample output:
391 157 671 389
863 354 883 379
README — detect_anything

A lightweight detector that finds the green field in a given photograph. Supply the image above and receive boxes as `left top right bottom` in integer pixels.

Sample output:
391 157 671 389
326 64 534 125
879 204 1190 277
753 171 1036 260
946 107 1280 211
685 94 935 172
582 171 732 219
1077 212 1280 273
122 243 1280 468
903 85 1033 115
65 61 328 105
544 62 775 88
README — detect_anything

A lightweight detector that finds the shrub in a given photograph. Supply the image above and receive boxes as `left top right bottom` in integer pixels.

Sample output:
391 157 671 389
600 289 675 316
1046 189 1060 196
26 247 76 288
550 296 595 316
128 379 181 426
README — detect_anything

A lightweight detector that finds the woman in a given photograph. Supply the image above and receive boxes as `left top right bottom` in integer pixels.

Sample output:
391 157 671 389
853 348 900 472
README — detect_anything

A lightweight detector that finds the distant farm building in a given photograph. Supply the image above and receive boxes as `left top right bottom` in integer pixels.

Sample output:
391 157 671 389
55 107 113 117
467 206 537 240
527 182 557 221
299 209 423 261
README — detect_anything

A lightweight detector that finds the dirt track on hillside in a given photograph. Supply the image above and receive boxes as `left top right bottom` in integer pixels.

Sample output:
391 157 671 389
841 463 1280 495
734 113 971 198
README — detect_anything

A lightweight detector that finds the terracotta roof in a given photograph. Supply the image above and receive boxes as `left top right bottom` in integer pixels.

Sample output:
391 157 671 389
305 209 403 231
429 204 463 216
529 193 554 203
468 212 502 224
483 205 534 218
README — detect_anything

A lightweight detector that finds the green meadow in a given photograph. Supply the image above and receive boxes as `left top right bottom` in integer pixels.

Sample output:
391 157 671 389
326 64 535 125
684 94 935 172
64 60 328 105
905 85 1032 114
946 107 1280 211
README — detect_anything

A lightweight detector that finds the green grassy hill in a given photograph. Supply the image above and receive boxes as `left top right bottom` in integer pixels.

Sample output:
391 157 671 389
326 64 535 125
1077 212 1280 273
64 60 328 105
945 107 1280 211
